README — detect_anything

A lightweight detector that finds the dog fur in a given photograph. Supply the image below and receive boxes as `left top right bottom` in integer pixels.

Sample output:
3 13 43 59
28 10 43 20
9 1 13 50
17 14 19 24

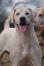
35 6 44 25
0 4 42 66
34 24 44 45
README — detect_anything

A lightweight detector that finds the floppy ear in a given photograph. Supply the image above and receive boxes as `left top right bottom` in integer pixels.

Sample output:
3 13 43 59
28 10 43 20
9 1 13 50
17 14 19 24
29 8 37 23
8 9 16 23
32 11 37 23
4 9 16 28
4 18 10 29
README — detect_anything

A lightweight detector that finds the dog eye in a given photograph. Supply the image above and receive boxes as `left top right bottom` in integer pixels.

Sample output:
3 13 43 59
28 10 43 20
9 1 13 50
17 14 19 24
16 13 20 15
25 12 30 15
39 14 43 17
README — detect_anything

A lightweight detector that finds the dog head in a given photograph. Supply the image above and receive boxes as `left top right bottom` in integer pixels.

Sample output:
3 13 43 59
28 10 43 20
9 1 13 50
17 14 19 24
10 7 35 32
8 1 36 32
5 2 36 32
35 6 44 25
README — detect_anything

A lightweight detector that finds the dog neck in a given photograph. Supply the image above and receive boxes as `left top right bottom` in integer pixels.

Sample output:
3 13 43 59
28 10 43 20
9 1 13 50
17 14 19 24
15 24 35 48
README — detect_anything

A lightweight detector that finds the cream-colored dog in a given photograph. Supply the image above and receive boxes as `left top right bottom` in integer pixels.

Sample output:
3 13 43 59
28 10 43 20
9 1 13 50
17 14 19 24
35 6 44 25
0 3 42 66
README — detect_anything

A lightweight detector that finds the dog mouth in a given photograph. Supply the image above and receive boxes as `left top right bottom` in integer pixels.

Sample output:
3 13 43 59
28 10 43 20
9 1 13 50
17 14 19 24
17 24 29 32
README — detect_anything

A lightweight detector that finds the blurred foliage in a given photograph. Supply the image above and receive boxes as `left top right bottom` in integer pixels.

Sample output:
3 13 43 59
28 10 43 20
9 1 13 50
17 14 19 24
0 0 13 17
0 0 44 17
0 0 2 4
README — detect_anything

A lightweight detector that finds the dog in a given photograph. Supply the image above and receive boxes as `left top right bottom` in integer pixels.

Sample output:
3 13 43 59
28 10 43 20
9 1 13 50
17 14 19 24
35 6 44 25
0 3 42 66
34 24 44 45
34 24 44 61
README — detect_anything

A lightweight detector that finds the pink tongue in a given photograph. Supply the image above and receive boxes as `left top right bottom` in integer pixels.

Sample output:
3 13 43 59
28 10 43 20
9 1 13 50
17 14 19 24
18 25 27 32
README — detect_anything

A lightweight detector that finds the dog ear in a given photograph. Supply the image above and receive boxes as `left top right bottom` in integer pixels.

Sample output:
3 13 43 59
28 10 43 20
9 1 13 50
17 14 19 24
32 11 37 24
8 9 16 23
29 8 37 23
5 9 16 28
4 18 10 29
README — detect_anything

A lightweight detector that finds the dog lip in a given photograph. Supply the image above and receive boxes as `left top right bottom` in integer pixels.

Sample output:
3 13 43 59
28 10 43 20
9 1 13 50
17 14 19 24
19 24 29 26
17 23 30 26
16 24 30 26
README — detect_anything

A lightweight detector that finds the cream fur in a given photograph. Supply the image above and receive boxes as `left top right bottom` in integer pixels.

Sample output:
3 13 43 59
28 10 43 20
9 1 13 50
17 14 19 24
0 6 42 66
35 6 44 25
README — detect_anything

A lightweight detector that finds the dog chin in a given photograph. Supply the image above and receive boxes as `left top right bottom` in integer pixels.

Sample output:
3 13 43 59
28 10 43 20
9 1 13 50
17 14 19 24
17 24 29 32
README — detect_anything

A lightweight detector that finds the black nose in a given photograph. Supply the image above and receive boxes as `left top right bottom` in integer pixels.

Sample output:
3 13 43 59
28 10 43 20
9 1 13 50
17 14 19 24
20 17 26 25
20 17 26 22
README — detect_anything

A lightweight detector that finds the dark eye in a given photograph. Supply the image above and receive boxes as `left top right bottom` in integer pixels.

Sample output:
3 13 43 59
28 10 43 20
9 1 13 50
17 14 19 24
25 12 30 15
39 14 43 17
16 13 20 15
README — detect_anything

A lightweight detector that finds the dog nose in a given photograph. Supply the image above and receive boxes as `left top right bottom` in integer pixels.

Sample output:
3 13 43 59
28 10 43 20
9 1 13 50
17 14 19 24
20 17 26 22
20 17 26 25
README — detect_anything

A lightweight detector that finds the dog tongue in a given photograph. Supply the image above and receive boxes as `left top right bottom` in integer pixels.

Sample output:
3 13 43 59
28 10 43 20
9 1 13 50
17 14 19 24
18 25 27 32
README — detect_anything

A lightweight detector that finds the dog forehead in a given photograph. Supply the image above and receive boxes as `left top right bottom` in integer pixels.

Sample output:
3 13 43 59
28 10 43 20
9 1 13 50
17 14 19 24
40 8 44 14
37 10 44 15
36 7 44 14
15 7 31 13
